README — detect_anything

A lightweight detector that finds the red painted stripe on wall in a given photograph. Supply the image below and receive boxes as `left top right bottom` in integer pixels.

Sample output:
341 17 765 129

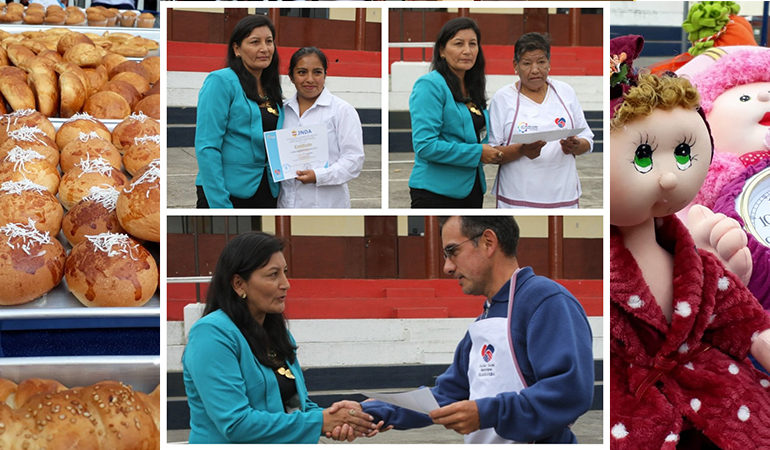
168 41 381 77
388 45 602 76
167 278 602 320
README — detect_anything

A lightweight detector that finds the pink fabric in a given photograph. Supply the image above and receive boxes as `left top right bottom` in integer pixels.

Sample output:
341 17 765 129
611 216 770 449
690 151 744 209
690 49 770 114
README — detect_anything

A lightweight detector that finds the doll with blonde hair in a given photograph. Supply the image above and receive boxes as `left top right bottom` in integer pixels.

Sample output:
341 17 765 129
610 37 770 449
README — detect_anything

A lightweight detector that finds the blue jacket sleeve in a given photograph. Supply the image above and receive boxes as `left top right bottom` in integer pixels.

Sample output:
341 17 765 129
409 76 483 168
475 295 594 442
195 71 234 208
362 332 473 429
185 321 323 443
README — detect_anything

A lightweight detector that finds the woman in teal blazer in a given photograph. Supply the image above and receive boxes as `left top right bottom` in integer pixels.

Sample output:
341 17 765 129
183 232 382 443
408 17 503 208
195 15 283 209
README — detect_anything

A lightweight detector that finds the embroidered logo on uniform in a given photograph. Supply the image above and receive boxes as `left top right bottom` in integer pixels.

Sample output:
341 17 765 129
555 117 566 128
517 122 529 133
481 344 495 362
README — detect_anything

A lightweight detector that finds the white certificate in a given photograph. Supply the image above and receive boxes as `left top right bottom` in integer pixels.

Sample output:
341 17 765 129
360 387 440 415
264 123 329 182
509 127 585 144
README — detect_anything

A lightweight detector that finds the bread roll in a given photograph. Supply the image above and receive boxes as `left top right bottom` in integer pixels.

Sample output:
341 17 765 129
65 232 158 307
100 52 127 74
0 179 63 236
0 219 65 305
60 131 121 172
110 71 149 95
83 64 108 92
64 42 102 68
62 185 124 246
65 8 86 26
0 379 160 449
123 134 159 176
0 110 56 144
137 12 155 28
139 56 160 84
112 113 159 153
55 113 111 149
58 155 127 209
0 126 59 167
83 91 131 119
5 43 34 67
99 79 141 109
0 147 60 194
132 94 159 120
110 43 148 58
109 60 149 80
116 159 159 243
59 71 86 118
22 57 59 117
119 11 136 27
0 67 35 112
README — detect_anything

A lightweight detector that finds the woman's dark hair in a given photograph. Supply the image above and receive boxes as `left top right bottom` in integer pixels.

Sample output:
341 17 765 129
203 232 295 368
226 14 283 108
288 47 328 81
514 32 551 64
431 17 487 109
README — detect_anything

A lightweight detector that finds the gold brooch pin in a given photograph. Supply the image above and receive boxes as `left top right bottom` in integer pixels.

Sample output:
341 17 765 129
278 367 295 379
466 102 481 116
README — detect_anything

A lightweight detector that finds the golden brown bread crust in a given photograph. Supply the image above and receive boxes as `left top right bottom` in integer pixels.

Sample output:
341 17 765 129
23 56 59 117
0 127 59 167
65 233 158 307
0 66 35 112
0 181 63 237
123 135 159 177
83 65 108 93
59 158 127 210
13 378 67 409
0 378 16 404
83 90 131 120
55 115 111 149
99 79 141 109
59 70 86 118
139 56 159 84
64 42 102 68
62 187 124 246
0 220 65 305
112 113 159 153
0 111 56 143
117 160 159 242
110 71 149 95
60 132 122 173
132 94 159 120
0 157 60 195
0 379 160 449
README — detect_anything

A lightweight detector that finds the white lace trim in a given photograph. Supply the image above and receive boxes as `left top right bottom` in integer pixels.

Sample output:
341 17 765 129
124 159 160 198
85 232 138 259
0 218 51 255
84 185 119 211
0 179 47 195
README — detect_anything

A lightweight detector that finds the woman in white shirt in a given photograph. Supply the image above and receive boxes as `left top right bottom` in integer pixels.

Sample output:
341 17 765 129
277 47 364 208
489 33 594 209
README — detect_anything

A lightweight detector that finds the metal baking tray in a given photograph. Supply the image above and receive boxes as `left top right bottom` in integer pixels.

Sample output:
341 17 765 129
0 24 159 36
0 355 159 393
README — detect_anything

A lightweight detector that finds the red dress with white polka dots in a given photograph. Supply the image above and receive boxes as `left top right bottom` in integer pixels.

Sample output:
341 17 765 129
611 215 770 449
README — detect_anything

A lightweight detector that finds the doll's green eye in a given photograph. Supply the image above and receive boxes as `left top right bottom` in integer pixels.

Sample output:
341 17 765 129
674 142 692 170
740 95 751 102
633 143 653 173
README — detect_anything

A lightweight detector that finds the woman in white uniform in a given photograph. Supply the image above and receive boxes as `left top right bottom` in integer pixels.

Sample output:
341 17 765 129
489 33 594 209
277 47 364 208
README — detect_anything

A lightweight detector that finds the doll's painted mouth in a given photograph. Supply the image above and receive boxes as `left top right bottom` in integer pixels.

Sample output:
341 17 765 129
760 112 770 126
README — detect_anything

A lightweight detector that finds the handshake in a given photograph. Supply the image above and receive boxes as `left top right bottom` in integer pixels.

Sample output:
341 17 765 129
321 400 390 442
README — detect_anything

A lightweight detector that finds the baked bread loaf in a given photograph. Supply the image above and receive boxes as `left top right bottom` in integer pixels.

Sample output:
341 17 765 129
0 110 56 144
60 131 122 173
0 378 160 449
0 66 35 112
123 134 159 176
0 147 60 194
65 232 158 307
140 56 160 84
116 159 159 242
0 179 63 236
55 113 111 149
112 113 160 152
59 70 87 118
133 94 159 119
0 219 65 305
99 79 141 109
58 155 127 210
62 185 124 246
0 126 59 167
83 90 131 119
22 56 58 117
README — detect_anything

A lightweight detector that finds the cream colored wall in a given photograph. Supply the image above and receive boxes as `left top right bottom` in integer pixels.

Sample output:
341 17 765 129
329 8 381 23
291 217 365 237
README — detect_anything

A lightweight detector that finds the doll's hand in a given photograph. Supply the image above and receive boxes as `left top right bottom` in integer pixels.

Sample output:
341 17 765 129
688 204 753 285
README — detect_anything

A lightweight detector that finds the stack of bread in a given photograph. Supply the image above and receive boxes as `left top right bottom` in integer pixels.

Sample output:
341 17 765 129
0 4 155 28
0 28 159 119
0 377 160 449
0 110 160 307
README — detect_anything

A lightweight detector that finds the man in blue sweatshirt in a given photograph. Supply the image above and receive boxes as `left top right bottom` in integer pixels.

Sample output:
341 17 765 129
362 216 595 443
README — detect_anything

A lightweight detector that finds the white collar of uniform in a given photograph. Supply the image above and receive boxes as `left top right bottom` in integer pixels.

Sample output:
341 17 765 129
287 87 332 116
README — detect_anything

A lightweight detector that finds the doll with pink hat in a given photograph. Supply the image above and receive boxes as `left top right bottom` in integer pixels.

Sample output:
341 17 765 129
677 46 770 311
610 35 770 449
